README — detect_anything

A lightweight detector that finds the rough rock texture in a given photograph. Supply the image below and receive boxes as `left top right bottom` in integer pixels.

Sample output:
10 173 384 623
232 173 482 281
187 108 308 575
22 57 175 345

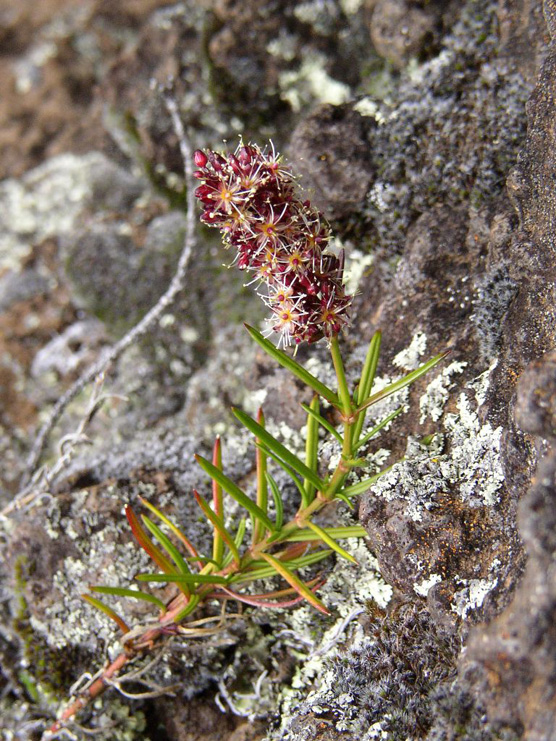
0 0 555 739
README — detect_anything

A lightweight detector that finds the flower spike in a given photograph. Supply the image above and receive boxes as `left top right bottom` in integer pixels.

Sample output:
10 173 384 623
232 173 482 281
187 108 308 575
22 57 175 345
193 141 352 345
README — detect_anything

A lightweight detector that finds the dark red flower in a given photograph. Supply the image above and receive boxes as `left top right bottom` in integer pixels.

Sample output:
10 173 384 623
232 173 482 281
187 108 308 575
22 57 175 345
193 142 352 345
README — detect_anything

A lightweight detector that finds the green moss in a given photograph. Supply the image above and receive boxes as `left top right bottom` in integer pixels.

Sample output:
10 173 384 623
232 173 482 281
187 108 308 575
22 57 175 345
12 556 85 705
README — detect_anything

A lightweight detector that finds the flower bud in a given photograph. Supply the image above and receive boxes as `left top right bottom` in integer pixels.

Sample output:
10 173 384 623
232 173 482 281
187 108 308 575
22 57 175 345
194 150 208 168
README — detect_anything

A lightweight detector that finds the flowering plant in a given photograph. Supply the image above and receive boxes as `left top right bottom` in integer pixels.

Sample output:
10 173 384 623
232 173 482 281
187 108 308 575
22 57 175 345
48 141 445 736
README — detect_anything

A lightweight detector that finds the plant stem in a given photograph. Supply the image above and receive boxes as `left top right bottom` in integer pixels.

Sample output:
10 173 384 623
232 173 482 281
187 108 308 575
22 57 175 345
325 335 356 500
329 336 352 418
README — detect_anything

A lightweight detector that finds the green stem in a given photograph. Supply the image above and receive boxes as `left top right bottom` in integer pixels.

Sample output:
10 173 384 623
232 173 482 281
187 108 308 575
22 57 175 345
329 336 352 418
326 335 356 500
253 409 268 545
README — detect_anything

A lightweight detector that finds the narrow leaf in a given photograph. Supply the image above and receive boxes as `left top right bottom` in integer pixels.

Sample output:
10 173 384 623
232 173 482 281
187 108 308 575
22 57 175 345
81 594 130 634
136 572 228 585
231 549 333 584
139 497 201 567
195 455 276 534
126 506 173 575
259 553 330 614
193 490 240 567
354 407 403 451
304 395 320 503
335 492 355 509
266 472 283 530
284 525 368 542
300 402 343 444
245 324 340 405
355 351 449 414
142 516 191 576
234 517 247 549
90 586 166 612
341 466 393 498
254 409 268 545
212 437 225 565
305 521 357 563
287 549 334 569
359 331 382 399
234 408 324 490
273 541 315 562
174 593 201 622
258 443 307 504
352 330 382 442
141 517 192 597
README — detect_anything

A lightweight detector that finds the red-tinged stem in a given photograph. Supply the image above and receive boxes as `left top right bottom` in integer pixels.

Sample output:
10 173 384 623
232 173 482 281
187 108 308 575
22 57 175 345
49 591 190 733
216 581 325 609
48 652 130 734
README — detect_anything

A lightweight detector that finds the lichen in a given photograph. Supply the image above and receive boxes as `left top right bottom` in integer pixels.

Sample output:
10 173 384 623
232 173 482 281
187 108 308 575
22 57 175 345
419 360 468 423
0 153 122 271
451 576 498 619
278 54 351 112
392 331 428 371
266 539 393 737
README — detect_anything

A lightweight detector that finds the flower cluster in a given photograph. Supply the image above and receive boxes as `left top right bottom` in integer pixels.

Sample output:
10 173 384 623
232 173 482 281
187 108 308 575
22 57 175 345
193 142 352 345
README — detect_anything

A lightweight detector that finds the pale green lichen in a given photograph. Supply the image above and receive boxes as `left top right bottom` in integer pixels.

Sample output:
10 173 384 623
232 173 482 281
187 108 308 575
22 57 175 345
419 360 468 423
265 538 392 738
278 54 351 112
392 331 428 371
353 97 388 125
0 153 111 271
344 247 374 295
414 573 442 597
451 576 498 619
340 0 365 14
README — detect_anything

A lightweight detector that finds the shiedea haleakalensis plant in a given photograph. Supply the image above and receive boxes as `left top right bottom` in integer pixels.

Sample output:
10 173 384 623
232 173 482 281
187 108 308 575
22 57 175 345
48 141 446 735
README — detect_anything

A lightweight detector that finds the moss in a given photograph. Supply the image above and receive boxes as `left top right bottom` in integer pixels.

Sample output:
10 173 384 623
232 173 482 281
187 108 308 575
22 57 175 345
12 555 83 705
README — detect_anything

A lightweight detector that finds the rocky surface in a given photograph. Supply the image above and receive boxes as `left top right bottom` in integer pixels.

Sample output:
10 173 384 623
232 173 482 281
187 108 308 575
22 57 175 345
0 0 555 739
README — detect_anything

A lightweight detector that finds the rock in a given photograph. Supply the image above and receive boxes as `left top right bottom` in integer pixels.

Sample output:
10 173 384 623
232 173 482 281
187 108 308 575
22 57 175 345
289 104 375 224
31 319 107 385
369 0 438 69
0 0 555 738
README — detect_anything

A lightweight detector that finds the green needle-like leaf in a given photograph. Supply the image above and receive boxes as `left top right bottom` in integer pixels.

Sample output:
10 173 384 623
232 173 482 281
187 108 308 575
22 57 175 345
341 466 393 498
126 506 174 575
90 586 166 612
354 407 403 451
231 549 333 583
234 408 324 491
81 594 130 634
174 594 201 622
283 525 367 542
193 490 241 567
304 395 320 503
266 472 283 530
259 553 330 614
234 518 247 549
245 324 340 405
254 408 269 545
352 330 382 442
141 516 191 576
211 437 225 565
195 454 276 534
257 443 307 505
300 402 343 444
136 573 229 585
304 521 357 563
139 497 201 566
335 492 355 509
355 351 449 414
